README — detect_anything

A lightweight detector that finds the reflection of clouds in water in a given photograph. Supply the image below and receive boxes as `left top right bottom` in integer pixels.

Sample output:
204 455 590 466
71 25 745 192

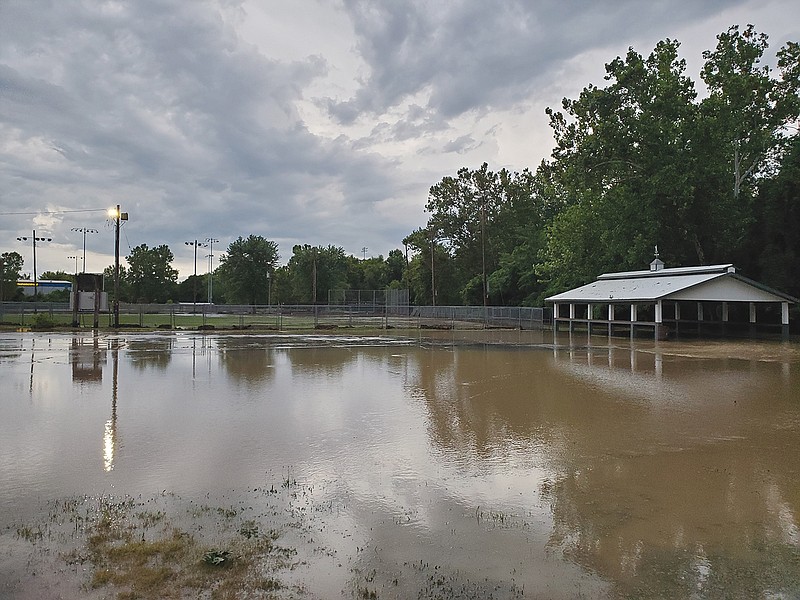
126 335 174 370
3 332 799 598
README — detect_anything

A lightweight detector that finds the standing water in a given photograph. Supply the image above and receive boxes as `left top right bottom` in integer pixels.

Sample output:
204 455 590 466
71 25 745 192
0 330 798 598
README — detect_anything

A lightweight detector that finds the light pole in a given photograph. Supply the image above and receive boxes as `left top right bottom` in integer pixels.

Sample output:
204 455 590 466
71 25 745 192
206 238 218 304
17 230 52 310
266 271 271 307
108 205 128 327
67 255 78 275
71 227 98 273
185 240 207 311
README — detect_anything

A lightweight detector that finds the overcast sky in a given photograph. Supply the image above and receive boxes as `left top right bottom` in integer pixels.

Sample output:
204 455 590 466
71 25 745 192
1 0 798 280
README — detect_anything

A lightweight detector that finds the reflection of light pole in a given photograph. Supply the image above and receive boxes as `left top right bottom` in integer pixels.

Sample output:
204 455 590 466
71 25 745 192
185 240 207 311
206 238 218 304
71 227 98 272
17 230 52 309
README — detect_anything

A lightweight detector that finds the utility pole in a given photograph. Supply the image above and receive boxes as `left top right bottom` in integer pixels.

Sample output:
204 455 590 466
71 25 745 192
110 205 128 327
71 227 98 273
430 231 436 307
185 240 207 312
206 238 219 304
17 230 51 312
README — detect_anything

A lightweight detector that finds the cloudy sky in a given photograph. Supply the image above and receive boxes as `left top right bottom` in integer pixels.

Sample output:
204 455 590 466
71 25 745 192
1 0 798 280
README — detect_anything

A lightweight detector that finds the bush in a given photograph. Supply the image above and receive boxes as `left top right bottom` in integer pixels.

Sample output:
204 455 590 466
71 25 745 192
31 313 57 329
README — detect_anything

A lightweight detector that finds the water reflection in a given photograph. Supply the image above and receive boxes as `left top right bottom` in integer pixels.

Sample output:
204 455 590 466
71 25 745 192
1 332 798 598
127 335 173 370
216 336 277 384
541 340 800 597
70 333 106 384
103 341 120 472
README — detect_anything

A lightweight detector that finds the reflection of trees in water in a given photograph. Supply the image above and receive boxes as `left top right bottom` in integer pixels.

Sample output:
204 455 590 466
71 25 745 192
409 344 800 597
407 347 582 463
0 339 23 362
126 337 174 370
543 442 800 597
284 346 359 377
215 337 393 384
542 348 800 598
216 337 276 384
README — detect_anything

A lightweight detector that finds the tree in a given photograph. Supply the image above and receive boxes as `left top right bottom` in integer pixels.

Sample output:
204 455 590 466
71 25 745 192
0 252 24 302
126 244 178 303
538 38 701 292
385 249 406 285
103 264 131 303
39 270 75 282
285 245 348 303
216 235 279 305
402 228 459 305
176 274 208 304
751 135 800 300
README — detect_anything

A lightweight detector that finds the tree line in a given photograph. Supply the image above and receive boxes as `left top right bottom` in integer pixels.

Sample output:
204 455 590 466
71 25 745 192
3 26 798 307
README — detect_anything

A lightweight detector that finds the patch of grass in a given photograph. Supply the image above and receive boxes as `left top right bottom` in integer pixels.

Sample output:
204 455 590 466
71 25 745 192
20 493 302 600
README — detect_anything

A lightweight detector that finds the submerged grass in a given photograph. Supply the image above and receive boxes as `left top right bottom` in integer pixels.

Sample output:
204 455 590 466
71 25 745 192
14 492 300 600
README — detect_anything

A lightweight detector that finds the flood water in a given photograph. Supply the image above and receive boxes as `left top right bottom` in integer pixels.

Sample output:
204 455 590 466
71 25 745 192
1 330 799 598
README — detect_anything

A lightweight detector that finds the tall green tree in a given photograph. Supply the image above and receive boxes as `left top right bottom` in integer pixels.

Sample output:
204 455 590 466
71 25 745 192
103 264 131 303
402 228 459 305
751 135 800 300
126 244 178 303
695 25 800 267
176 274 208 304
539 38 700 292
0 251 24 301
216 235 279 305
285 245 348 303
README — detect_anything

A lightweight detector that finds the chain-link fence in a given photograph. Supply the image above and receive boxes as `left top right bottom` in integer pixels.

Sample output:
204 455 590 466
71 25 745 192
0 301 551 330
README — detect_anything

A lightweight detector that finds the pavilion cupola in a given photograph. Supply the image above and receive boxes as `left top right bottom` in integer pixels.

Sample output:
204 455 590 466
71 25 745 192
650 246 665 272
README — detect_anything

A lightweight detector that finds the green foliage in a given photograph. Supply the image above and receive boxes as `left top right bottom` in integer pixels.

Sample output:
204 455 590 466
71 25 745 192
216 235 278 305
284 244 348 303
126 244 179 303
103 264 131 303
176 274 208 304
400 26 799 306
30 312 57 329
1 251 24 301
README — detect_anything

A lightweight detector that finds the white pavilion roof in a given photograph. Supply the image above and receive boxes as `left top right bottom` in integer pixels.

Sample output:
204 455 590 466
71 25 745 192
546 264 797 304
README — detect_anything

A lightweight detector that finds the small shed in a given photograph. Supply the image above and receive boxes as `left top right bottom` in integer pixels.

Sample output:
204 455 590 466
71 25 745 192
546 263 797 339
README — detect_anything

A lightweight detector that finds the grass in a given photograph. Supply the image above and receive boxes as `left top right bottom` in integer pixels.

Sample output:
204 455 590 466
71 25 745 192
12 493 299 600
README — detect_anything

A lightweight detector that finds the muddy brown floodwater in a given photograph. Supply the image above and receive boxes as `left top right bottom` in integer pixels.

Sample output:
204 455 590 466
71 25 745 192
0 330 798 599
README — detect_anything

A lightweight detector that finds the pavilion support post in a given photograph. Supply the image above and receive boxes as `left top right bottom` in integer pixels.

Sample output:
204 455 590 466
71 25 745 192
587 304 592 336
674 302 681 338
697 302 704 336
722 301 729 336
569 303 575 333
608 303 614 337
655 300 664 340
630 303 637 339
553 303 559 332
749 302 757 336
781 302 790 339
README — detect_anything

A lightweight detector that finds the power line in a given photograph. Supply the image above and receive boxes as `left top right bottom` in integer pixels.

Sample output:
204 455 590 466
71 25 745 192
0 208 109 216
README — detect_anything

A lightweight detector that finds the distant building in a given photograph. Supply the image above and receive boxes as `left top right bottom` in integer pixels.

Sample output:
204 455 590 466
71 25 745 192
17 280 73 296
